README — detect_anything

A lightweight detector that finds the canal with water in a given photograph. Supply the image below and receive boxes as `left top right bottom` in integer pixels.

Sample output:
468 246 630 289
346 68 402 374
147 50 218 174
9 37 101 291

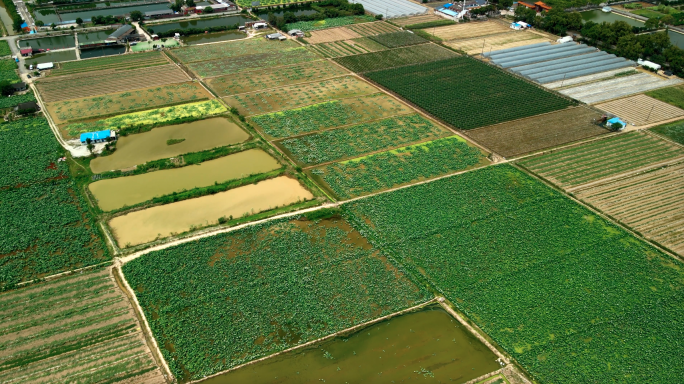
147 15 253 34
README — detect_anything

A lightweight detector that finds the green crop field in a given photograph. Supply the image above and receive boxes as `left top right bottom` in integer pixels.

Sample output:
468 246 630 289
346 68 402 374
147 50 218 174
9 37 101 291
0 59 20 83
0 41 11 56
284 15 375 32
206 60 348 97
173 39 300 64
519 131 684 189
368 31 427 48
365 57 575 130
306 38 387 58
123 216 429 380
50 51 168 76
333 43 457 73
313 136 486 199
0 268 163 383
645 85 684 110
277 114 448 166
0 90 36 110
651 120 684 144
187 47 321 78
344 164 684 383
250 94 411 139
0 117 109 288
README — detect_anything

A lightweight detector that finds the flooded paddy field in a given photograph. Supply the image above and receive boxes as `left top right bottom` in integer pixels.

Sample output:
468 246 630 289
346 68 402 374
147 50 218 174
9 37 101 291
90 117 250 173
204 306 501 384
90 149 281 211
109 176 313 246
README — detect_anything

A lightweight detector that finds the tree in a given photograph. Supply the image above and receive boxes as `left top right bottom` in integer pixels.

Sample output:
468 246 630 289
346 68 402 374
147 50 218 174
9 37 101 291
75 17 83 25
70 25 75 30
283 11 296 23
660 15 674 26
50 23 57 30
616 34 643 60
203 6 214 13
170 0 183 12
130 10 143 21
186 0 196 7
268 12 276 26
645 17 659 30
0 81 14 96
36 20 45 27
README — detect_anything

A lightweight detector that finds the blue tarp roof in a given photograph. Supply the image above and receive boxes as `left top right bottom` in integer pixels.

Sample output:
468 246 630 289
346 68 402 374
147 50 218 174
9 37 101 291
607 117 623 124
444 3 453 7
440 8 459 16
20 22 27 28
80 130 112 142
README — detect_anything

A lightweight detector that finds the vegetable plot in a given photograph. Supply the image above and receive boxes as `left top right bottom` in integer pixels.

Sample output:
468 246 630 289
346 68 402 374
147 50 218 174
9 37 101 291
313 136 486 199
284 15 375 32
345 165 684 384
365 56 575 130
123 216 429 380
368 31 427 48
333 43 457 73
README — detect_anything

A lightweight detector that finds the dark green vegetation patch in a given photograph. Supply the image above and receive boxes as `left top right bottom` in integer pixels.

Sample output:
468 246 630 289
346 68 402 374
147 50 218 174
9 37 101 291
368 31 427 48
651 119 684 145
333 44 457 73
0 90 36 110
124 217 429 380
314 136 484 199
345 165 684 383
0 59 20 84
365 57 575 130
0 118 109 288
278 114 447 166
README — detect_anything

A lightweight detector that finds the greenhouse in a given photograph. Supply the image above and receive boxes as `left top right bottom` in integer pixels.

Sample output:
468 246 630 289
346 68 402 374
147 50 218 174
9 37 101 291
351 0 429 18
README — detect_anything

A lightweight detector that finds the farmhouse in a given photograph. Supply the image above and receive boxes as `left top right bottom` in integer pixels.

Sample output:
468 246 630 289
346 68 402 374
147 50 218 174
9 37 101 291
196 3 235 13
11 82 27 92
80 130 117 144
15 101 39 113
144 9 175 19
106 25 135 43
19 48 33 57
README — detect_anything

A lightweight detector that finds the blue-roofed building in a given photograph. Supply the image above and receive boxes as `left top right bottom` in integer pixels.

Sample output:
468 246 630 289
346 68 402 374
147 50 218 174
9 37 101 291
438 8 459 18
607 117 626 131
80 130 116 144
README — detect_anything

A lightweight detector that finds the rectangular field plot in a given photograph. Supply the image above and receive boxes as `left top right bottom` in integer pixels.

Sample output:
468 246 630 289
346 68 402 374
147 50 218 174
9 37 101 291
0 268 165 384
518 131 684 189
224 76 377 116
392 14 443 26
306 26 362 44
187 47 321 78
276 114 449 166
49 51 169 76
36 64 189 102
368 31 427 48
345 164 684 384
172 38 300 63
366 57 575 130
307 38 386 58
651 120 684 145
312 136 487 199
109 176 313 247
205 60 348 97
425 21 510 41
559 72 683 104
466 107 608 158
343 20 400 36
47 82 211 125
645 84 684 109
249 93 412 139
333 43 457 73
595 94 684 127
122 216 429 381
576 163 684 255
447 31 551 56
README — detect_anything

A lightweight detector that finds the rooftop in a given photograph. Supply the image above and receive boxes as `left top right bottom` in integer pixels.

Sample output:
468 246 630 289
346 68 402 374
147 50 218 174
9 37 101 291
80 130 113 143
109 25 134 39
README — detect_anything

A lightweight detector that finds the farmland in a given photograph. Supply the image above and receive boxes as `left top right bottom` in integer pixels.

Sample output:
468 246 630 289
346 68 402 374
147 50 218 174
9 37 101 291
305 26 362 44
277 114 449 166
466 107 608 158
392 14 443 27
446 31 551 56
122 215 429 380
284 15 375 32
0 40 10 56
49 51 169 76
224 75 377 116
651 119 684 144
249 93 412 139
63 99 227 138
344 164 684 383
186 47 321 78
171 39 301 63
594 94 684 126
422 21 510 41
205 60 348 97
0 268 165 384
307 38 387 58
645 84 684 109
519 131 684 189
0 59 20 83
346 20 400 36
333 43 458 73
575 162 684 255
368 31 427 48
313 136 487 199
365 57 575 130
46 82 211 125
36 64 189 102
109 176 314 246
0 117 109 288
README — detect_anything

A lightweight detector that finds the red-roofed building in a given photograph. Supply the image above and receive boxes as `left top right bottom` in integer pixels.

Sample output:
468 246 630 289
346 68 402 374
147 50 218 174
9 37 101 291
20 48 33 57
535 1 552 11
517 1 535 9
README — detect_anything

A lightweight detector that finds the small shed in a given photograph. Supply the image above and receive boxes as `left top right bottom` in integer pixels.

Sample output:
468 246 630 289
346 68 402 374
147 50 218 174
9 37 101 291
20 48 33 57
80 130 117 144
288 29 303 37
11 82 26 92
266 33 284 40
144 9 175 19
15 101 39 113
37 62 54 70
106 25 134 43
607 117 626 131
638 58 661 71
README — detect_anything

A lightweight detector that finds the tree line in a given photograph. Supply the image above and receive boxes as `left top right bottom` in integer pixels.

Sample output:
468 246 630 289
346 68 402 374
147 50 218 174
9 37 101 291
266 0 364 30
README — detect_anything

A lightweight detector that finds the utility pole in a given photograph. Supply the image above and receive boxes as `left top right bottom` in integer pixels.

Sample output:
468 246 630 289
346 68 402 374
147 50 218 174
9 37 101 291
646 105 655 121
560 73 567 88
481 39 486 55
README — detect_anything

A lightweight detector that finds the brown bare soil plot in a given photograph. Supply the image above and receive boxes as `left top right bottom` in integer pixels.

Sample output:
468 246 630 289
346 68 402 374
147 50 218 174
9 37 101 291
426 21 510 41
0 268 165 384
595 94 684 126
392 14 443 26
306 27 362 44
346 21 400 36
467 107 608 157
575 162 684 256
36 64 189 102
449 31 551 55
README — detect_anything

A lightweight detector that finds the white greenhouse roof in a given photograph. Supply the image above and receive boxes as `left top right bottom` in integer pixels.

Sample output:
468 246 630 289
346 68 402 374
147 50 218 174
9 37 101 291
350 0 428 18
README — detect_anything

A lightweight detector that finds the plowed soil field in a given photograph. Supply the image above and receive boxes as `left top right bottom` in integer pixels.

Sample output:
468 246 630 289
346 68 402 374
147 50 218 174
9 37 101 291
448 31 551 55
306 26 362 44
425 21 510 41
346 21 399 36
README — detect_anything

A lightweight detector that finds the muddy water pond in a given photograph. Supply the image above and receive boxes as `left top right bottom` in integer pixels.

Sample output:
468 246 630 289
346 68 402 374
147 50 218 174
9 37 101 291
80 45 127 59
19 35 76 50
90 117 249 174
29 49 77 63
202 306 501 384
109 176 313 246
90 149 281 211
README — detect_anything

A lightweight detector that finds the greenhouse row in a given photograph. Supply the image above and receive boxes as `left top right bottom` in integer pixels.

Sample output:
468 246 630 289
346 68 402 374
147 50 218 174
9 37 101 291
350 0 429 18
